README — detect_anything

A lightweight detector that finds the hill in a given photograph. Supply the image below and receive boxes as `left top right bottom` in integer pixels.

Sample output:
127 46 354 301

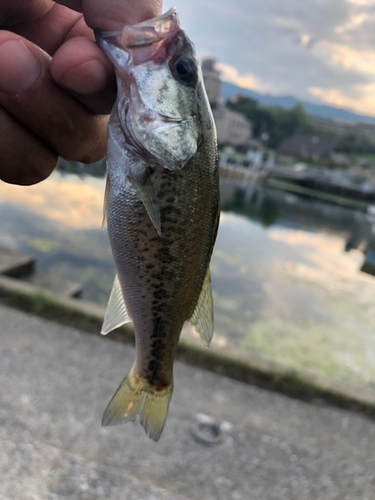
221 81 375 125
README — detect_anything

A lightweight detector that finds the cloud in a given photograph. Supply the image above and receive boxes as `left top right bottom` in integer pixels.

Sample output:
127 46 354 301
308 84 375 114
315 41 375 75
163 0 375 115
215 62 260 90
335 13 368 33
216 62 284 95
347 0 375 5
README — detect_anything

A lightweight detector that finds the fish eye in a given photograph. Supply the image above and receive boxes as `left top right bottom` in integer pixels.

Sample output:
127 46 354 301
171 56 198 84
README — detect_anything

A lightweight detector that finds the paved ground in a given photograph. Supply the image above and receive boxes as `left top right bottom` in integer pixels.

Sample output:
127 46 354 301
1 304 375 500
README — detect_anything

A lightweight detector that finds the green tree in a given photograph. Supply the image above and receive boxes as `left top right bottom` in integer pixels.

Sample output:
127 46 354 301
227 98 309 149
335 133 375 154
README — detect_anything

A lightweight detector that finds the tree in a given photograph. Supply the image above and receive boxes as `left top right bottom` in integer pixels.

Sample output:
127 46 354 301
227 98 309 149
335 133 375 154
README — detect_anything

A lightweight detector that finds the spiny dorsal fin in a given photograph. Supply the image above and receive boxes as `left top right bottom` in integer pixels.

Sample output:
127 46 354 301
101 274 130 335
188 268 214 347
131 175 161 236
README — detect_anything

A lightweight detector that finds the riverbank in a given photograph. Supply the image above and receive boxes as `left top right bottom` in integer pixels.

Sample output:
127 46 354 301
1 273 375 419
220 165 373 211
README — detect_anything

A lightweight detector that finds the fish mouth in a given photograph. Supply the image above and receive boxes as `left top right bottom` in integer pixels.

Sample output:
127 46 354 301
95 8 180 57
122 8 180 48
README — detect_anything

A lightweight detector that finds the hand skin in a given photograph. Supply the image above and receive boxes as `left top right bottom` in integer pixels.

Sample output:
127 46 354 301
0 0 162 185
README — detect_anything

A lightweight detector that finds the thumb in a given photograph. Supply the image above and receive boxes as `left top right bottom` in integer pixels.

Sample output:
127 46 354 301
54 1 163 31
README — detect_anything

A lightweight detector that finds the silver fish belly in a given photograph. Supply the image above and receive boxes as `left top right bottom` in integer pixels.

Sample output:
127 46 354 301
96 8 220 441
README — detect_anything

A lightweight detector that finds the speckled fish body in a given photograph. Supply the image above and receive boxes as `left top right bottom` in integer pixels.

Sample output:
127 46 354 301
96 8 220 441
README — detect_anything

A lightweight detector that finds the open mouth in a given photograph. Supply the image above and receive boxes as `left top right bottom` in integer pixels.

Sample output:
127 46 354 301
95 8 180 54
122 8 180 49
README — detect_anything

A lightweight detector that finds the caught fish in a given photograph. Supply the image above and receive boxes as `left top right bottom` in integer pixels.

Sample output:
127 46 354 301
95 7 220 441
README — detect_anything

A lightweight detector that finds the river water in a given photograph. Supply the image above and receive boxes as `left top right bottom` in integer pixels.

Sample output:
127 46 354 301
1 172 375 391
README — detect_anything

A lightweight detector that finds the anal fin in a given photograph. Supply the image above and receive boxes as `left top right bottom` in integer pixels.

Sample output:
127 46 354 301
188 268 214 347
102 274 130 335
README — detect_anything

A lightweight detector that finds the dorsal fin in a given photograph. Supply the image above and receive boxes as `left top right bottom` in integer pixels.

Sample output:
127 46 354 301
102 275 130 335
188 268 214 347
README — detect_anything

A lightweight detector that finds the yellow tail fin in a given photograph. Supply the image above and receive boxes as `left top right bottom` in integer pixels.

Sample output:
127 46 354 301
102 368 173 441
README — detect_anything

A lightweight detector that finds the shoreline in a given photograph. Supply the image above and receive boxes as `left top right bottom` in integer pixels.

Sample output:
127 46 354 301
1 273 375 420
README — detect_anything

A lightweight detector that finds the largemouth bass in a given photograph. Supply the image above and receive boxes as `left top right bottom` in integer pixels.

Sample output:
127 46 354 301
95 8 220 441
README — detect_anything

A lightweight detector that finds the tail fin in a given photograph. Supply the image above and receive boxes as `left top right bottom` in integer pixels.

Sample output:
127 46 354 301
102 368 173 441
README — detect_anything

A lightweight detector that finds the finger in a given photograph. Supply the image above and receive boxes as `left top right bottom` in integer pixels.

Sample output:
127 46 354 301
13 3 86 55
50 37 116 114
0 31 107 163
54 0 163 30
0 1 53 27
0 105 57 186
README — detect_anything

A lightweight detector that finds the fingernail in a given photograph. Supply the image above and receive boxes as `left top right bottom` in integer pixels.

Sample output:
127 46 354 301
59 59 109 94
0 39 40 95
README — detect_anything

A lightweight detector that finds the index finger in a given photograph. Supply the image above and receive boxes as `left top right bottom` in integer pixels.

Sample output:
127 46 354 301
54 0 162 30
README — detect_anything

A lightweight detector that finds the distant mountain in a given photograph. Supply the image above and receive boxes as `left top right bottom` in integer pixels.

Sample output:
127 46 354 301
221 81 375 125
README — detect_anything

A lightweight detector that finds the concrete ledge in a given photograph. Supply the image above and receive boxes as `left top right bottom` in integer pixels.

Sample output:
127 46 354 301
0 247 35 277
1 274 375 419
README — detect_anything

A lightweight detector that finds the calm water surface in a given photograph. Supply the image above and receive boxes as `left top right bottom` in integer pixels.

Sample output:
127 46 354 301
1 172 375 390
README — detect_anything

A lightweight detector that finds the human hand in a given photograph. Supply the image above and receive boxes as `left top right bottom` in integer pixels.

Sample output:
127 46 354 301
0 0 162 186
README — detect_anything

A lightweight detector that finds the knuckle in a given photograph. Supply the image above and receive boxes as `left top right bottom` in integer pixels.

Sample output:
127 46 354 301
0 150 58 186
58 114 108 164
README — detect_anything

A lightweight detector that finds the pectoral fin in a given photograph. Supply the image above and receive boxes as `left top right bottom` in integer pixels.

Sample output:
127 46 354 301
131 175 161 236
102 275 130 335
188 268 214 347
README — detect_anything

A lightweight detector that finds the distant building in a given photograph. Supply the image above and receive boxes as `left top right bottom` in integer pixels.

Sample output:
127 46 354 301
213 106 252 146
308 115 375 146
308 115 354 136
201 58 222 108
355 122 375 146
201 58 252 146
277 133 335 160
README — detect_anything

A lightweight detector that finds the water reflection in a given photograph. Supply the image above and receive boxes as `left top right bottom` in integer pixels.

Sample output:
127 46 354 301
221 180 279 228
1 173 375 390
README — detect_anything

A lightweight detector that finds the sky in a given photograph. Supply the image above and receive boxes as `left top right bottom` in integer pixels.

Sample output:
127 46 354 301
164 0 375 116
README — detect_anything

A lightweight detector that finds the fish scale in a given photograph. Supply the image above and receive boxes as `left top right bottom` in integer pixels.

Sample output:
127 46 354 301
96 8 220 441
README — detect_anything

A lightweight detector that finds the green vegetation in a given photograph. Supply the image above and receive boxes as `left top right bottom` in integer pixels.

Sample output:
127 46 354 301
358 154 375 165
57 158 106 177
227 97 311 149
265 178 371 209
221 185 279 227
335 133 375 155
227 97 375 158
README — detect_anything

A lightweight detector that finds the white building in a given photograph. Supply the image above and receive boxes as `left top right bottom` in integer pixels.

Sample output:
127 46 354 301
213 106 252 146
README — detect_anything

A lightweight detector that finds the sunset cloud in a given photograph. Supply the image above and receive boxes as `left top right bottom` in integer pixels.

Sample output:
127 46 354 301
347 0 375 5
216 62 260 90
215 62 281 95
166 0 375 116
315 42 375 75
308 84 375 115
